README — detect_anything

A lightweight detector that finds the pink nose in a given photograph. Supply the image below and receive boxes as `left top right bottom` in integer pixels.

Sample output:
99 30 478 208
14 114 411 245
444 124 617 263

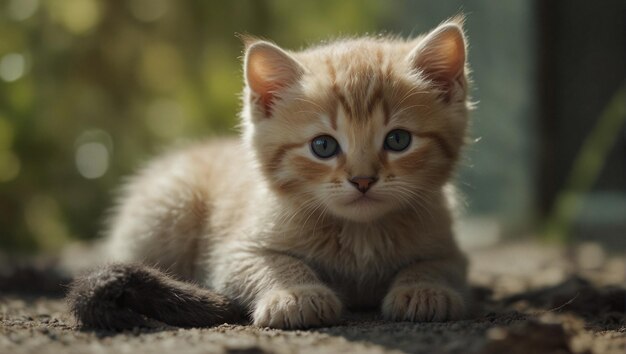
349 176 378 193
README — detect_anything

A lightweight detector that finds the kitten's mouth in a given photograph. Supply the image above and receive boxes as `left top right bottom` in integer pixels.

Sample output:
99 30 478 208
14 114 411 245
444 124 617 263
346 194 380 206
332 193 391 221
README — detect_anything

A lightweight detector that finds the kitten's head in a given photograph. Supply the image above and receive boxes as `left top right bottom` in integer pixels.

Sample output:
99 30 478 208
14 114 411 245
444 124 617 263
241 18 471 223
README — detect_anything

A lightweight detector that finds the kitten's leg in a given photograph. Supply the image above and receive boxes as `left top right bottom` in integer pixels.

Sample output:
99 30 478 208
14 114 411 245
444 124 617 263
382 252 468 321
213 250 342 329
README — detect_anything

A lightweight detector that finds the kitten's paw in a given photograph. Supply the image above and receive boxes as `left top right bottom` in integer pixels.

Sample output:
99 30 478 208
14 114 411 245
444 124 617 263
382 284 465 322
253 285 342 329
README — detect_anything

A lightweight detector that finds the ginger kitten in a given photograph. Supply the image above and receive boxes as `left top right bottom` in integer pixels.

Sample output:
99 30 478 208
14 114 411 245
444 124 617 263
68 17 472 330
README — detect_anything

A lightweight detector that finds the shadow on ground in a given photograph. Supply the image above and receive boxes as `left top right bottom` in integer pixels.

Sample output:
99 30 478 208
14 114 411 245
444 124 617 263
1 242 625 354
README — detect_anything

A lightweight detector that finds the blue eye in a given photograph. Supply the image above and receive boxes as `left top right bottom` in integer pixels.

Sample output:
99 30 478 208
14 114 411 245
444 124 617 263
311 135 339 158
384 129 411 151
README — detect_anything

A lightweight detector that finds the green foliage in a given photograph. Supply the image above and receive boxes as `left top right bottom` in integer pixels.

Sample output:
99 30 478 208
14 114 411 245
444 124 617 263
0 0 389 253
543 84 626 242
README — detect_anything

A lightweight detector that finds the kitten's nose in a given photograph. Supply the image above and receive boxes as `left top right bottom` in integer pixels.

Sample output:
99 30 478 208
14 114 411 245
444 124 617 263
349 176 378 193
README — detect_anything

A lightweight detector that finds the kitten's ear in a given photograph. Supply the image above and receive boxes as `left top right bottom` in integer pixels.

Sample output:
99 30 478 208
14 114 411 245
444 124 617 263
407 21 467 100
244 41 304 116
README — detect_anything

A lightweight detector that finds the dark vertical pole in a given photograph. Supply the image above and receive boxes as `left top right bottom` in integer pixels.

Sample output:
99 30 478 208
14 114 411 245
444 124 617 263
535 0 559 217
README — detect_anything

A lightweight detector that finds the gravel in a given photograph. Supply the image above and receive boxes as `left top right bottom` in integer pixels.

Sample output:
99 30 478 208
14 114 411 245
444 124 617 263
1 241 624 354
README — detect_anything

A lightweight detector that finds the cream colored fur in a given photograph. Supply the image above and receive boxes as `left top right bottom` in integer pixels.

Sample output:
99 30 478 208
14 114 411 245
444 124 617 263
105 18 472 329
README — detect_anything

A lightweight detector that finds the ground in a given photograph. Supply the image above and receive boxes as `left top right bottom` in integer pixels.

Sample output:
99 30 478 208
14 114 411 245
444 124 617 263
1 241 624 354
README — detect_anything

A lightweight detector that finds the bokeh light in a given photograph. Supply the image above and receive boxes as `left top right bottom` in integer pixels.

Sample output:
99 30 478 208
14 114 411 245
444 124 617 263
0 53 26 82
74 130 113 179
7 0 39 21
47 0 102 35
75 142 109 179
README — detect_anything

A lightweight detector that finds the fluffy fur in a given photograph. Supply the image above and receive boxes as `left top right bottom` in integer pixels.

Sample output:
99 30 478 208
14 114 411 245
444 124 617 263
67 263 241 330
69 17 473 329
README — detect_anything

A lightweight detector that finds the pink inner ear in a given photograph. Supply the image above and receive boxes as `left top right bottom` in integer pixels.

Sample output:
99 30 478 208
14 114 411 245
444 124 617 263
260 90 275 117
256 81 282 117
245 42 303 117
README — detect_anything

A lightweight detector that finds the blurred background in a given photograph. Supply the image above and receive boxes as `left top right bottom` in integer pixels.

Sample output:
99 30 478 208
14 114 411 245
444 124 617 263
0 0 624 255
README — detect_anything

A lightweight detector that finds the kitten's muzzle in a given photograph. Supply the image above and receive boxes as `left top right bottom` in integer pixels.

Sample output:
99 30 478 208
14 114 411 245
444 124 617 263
349 176 378 193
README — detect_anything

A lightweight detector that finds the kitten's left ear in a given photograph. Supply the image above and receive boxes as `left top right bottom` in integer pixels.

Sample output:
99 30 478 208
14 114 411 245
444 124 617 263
244 41 304 117
407 21 467 100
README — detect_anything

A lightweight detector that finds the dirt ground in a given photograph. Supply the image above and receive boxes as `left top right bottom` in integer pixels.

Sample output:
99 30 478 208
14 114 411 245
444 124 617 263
1 241 625 354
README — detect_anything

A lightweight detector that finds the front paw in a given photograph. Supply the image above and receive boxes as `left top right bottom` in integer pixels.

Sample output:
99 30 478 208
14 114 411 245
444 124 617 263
382 284 465 322
252 285 342 329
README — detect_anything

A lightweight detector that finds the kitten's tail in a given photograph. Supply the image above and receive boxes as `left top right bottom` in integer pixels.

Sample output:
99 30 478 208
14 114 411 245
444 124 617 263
66 263 242 330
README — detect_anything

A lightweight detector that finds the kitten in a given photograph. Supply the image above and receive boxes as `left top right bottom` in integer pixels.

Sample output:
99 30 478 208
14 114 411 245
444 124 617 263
68 17 472 330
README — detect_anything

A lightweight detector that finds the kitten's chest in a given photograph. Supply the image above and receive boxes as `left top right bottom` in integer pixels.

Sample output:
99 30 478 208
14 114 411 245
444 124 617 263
324 222 417 266
291 223 418 306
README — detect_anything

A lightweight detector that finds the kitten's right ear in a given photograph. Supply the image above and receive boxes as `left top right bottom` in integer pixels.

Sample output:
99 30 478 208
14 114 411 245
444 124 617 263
244 41 304 117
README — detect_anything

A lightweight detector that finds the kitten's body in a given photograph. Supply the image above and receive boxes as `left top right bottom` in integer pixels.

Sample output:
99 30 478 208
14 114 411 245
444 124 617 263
107 139 464 309
70 18 472 329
